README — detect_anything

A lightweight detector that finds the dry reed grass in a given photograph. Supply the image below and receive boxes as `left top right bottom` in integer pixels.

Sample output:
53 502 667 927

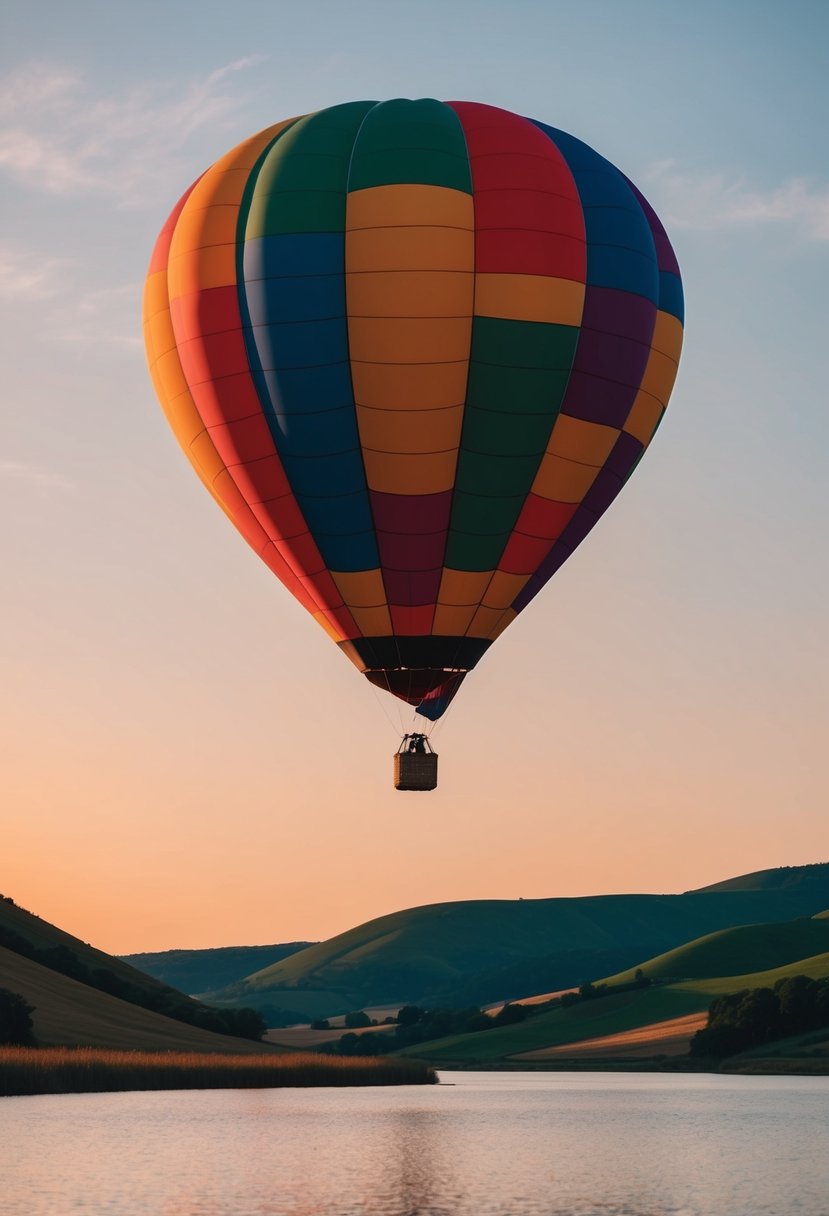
0 1047 437 1096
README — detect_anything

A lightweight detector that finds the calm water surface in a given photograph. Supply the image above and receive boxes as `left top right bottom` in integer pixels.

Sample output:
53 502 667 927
4 1071 829 1215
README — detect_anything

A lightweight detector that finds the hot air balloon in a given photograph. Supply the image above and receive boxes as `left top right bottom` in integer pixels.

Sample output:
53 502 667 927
143 99 683 788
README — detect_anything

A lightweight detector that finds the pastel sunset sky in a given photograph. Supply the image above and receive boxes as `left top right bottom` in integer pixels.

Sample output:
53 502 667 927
2 0 826 954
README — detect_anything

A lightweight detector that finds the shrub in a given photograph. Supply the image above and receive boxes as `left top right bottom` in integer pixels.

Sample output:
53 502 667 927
344 1010 372 1028
396 1005 424 1027
0 989 35 1045
493 1002 528 1026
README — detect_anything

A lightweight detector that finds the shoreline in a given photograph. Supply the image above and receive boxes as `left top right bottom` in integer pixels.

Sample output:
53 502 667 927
425 1057 829 1076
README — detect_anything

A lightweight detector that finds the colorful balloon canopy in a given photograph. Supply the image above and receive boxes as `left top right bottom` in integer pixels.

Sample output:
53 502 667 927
143 100 683 720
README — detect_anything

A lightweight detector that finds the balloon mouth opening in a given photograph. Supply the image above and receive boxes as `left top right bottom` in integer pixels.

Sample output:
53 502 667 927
363 667 466 704
366 669 467 721
338 636 490 719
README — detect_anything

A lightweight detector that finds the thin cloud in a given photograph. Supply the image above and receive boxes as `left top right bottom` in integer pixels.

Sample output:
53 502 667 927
0 461 75 492
0 57 263 202
646 161 829 242
45 279 143 347
56 282 144 348
0 63 78 116
0 244 72 300
0 258 142 348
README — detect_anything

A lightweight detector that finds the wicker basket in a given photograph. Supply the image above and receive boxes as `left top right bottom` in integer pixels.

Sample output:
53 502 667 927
394 750 438 791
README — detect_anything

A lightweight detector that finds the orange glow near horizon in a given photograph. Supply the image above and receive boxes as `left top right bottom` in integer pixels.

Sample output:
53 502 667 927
3 522 823 956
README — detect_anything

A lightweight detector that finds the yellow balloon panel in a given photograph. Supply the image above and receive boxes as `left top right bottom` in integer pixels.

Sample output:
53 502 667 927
361 448 459 495
546 415 620 467
474 273 585 327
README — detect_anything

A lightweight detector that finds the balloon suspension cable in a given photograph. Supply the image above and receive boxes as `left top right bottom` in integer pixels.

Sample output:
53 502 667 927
375 661 407 736
424 670 465 741
368 678 406 737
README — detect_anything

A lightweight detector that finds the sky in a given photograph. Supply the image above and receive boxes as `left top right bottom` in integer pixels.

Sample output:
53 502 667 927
1 0 827 955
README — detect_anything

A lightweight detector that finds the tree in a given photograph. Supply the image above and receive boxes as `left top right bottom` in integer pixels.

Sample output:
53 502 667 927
222 1007 268 1041
692 986 783 1058
344 1010 372 1028
0 988 35 1045
494 1002 527 1026
774 976 816 1034
310 1018 330 1030
337 1032 362 1055
465 1012 492 1032
734 987 781 1047
814 978 829 1026
396 1005 424 1027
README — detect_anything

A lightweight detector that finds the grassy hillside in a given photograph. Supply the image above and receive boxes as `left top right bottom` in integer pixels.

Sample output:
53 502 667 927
692 863 829 894
0 895 190 1008
0 947 275 1053
121 943 315 995
674 950 829 997
0 895 272 1044
606 916 829 985
205 987 351 1021
217 864 829 1014
392 911 829 1067
397 987 710 1064
517 1012 708 1061
394 951 829 1068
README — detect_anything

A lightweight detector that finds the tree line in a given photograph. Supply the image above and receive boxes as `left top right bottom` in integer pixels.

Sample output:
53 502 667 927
323 1001 531 1056
316 973 654 1056
691 975 829 1058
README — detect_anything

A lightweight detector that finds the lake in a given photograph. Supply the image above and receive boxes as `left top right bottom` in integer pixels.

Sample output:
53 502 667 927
4 1071 829 1215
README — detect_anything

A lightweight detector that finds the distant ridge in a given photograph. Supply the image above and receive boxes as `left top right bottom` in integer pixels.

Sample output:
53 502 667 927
209 864 829 1016
690 863 829 894
121 943 316 996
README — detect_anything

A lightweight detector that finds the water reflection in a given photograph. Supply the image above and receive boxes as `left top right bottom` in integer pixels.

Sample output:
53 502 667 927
388 1109 445 1215
4 1073 829 1216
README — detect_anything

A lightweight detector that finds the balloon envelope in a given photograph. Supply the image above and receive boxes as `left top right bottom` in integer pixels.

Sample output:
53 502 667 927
144 100 683 719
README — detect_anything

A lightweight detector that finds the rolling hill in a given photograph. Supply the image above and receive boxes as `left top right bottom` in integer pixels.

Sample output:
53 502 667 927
395 909 829 1066
397 986 711 1064
396 950 829 1067
0 947 275 1053
212 864 829 1016
693 863 829 894
0 895 273 1051
0 895 187 1006
120 943 316 995
672 950 829 996
605 915 829 985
